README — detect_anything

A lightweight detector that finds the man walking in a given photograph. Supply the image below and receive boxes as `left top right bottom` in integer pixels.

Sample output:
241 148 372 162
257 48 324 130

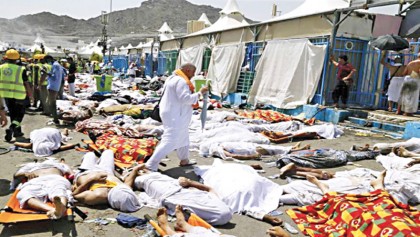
145 63 208 171
0 49 32 141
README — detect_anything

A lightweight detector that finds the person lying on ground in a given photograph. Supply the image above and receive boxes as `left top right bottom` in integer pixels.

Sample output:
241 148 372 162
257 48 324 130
132 165 232 226
307 170 387 195
276 148 379 169
72 150 142 212
373 138 420 155
13 127 79 157
278 163 335 180
392 146 420 159
175 175 281 225
156 205 236 237
58 107 93 123
12 159 73 219
209 142 310 160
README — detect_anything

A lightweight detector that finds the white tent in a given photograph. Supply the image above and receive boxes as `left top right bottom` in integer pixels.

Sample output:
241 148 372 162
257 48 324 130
126 44 134 50
27 44 56 53
34 35 45 45
188 0 249 36
198 13 212 26
158 22 173 33
220 0 242 15
158 22 175 42
265 0 350 23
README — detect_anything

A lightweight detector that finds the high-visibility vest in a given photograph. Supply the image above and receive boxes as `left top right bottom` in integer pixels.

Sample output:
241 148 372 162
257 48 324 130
43 63 52 86
0 63 26 100
27 64 34 84
31 63 41 85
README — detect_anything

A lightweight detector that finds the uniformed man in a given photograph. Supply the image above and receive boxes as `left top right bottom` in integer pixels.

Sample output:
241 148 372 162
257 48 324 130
0 49 32 141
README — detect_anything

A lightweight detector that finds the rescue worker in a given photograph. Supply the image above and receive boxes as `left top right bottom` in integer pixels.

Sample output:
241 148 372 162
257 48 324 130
39 55 51 115
0 49 32 141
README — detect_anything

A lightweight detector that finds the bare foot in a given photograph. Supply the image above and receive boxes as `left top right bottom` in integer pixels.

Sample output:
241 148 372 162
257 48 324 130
301 144 311 150
156 207 169 227
403 113 413 117
178 177 191 188
307 175 330 194
47 197 66 219
263 214 283 226
279 163 296 179
398 147 412 157
370 170 386 190
266 226 290 237
174 205 188 232
292 142 302 150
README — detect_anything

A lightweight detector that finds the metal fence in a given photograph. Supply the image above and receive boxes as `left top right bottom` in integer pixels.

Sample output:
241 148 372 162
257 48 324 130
104 55 129 72
160 50 178 75
236 42 265 94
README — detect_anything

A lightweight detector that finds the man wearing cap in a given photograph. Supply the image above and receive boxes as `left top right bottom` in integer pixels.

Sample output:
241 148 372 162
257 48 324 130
380 51 406 112
0 49 32 141
330 55 356 108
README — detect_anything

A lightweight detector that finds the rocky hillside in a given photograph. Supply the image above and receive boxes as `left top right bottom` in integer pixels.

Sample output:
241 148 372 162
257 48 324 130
0 0 227 47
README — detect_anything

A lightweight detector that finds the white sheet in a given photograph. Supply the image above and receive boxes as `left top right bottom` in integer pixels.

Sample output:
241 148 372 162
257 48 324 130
194 160 284 216
207 43 245 97
249 39 327 109
176 44 207 75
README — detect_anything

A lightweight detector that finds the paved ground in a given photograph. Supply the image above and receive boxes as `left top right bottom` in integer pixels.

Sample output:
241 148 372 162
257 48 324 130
0 111 410 237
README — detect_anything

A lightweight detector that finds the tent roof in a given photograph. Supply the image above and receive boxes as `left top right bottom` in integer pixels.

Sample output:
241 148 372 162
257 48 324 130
264 0 349 23
159 34 175 41
198 13 212 26
126 43 134 49
188 13 249 36
34 35 45 44
158 22 173 33
220 0 242 15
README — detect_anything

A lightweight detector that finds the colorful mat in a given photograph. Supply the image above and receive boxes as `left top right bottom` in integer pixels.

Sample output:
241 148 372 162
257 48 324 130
287 190 420 237
235 110 292 123
83 133 158 167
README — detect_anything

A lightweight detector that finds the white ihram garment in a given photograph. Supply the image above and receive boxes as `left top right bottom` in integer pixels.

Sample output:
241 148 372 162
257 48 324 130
399 74 420 113
145 75 199 171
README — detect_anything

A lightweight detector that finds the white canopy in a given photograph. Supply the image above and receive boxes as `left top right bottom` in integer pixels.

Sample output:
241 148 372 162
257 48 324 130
159 34 175 42
126 43 134 49
265 0 350 23
34 35 45 44
220 0 242 15
28 44 56 53
158 22 173 33
198 13 212 26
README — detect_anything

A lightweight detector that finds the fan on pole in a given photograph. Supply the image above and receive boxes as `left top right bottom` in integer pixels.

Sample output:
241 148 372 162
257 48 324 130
370 34 410 51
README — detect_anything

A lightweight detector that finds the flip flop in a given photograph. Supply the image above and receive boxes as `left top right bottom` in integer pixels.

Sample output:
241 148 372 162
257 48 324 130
179 159 197 167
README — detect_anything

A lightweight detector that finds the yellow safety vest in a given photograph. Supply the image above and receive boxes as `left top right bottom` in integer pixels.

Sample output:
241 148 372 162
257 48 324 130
27 63 33 84
0 63 26 100
43 63 52 86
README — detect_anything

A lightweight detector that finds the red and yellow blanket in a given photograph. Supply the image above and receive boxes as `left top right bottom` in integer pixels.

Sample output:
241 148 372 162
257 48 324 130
82 133 158 167
287 190 420 237
235 110 292 123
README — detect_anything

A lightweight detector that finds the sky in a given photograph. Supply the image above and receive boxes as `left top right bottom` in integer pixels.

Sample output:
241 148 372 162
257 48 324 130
1 0 305 22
